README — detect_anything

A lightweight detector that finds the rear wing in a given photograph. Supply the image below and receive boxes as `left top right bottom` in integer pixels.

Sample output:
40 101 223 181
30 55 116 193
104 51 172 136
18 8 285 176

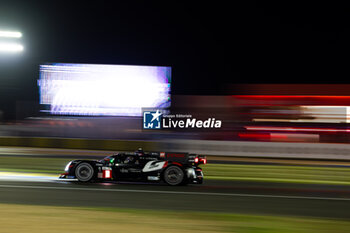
158 152 207 165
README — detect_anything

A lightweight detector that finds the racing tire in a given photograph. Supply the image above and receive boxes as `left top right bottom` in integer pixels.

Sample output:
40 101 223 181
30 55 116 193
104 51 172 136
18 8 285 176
163 166 185 186
75 162 95 182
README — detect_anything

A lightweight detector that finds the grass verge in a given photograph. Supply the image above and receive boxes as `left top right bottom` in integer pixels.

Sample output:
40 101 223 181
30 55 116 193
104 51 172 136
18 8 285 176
1 203 350 233
203 164 350 185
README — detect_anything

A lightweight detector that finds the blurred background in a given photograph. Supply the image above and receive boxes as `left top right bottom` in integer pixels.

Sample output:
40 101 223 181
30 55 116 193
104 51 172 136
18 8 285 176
1 1 350 233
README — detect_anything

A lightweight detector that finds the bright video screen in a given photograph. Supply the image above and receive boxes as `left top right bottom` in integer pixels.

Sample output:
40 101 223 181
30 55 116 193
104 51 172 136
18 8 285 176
38 63 171 116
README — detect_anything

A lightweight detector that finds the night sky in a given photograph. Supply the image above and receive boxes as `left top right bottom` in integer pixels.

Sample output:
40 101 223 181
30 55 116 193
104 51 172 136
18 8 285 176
0 1 348 102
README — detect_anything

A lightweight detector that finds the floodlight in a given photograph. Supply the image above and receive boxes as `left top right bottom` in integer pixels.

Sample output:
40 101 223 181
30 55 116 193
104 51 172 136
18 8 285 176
0 30 22 38
0 42 24 52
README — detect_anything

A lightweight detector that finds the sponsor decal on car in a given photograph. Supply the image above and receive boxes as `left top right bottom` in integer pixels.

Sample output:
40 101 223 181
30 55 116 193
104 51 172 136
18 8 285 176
167 153 186 158
142 161 166 172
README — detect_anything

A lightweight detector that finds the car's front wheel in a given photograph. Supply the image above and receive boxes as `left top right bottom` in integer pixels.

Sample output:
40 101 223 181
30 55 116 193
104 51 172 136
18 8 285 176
75 162 95 182
163 166 185 186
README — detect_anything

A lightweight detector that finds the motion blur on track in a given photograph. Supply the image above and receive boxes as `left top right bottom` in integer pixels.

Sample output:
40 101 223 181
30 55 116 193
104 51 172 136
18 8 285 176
0 0 349 231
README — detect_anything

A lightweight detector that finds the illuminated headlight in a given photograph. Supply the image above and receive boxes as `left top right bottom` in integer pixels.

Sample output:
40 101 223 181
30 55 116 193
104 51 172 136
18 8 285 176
64 161 72 172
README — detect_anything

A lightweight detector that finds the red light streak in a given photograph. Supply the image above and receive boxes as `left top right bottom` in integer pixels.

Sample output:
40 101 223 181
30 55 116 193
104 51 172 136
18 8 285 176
233 95 350 106
234 95 350 99
245 126 350 133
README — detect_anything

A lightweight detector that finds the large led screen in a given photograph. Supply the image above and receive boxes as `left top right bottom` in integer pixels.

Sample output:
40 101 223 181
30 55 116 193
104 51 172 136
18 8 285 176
38 63 171 116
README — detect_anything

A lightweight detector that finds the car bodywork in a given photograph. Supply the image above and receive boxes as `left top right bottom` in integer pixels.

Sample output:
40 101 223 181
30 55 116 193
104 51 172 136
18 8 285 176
59 150 206 185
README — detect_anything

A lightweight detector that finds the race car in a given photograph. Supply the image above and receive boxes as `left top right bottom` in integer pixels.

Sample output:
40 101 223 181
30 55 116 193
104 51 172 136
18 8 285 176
59 148 206 185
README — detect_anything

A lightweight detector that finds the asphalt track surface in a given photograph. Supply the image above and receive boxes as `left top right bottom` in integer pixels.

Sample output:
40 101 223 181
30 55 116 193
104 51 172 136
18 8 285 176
1 175 350 219
1 146 350 219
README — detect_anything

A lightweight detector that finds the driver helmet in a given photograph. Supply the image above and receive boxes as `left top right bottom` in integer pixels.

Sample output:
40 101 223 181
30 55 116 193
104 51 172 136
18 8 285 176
136 148 144 156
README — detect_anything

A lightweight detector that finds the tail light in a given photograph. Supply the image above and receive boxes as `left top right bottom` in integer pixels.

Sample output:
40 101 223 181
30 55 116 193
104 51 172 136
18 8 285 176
194 156 206 165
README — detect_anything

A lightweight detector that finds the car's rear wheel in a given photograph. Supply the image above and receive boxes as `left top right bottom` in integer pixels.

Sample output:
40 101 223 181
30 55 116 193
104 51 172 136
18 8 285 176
163 166 184 186
75 162 95 182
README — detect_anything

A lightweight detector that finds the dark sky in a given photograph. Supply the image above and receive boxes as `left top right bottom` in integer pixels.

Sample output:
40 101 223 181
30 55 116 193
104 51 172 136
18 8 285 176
0 0 349 101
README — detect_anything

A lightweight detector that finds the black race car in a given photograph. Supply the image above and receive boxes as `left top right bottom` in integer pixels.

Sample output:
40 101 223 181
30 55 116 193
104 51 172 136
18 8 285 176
59 148 206 185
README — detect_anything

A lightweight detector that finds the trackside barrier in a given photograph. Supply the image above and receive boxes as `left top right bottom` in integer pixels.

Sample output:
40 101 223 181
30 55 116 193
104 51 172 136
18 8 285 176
0 137 158 152
1 137 350 160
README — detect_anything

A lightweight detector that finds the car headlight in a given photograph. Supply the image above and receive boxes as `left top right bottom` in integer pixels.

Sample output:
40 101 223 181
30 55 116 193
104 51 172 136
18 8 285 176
64 161 72 172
